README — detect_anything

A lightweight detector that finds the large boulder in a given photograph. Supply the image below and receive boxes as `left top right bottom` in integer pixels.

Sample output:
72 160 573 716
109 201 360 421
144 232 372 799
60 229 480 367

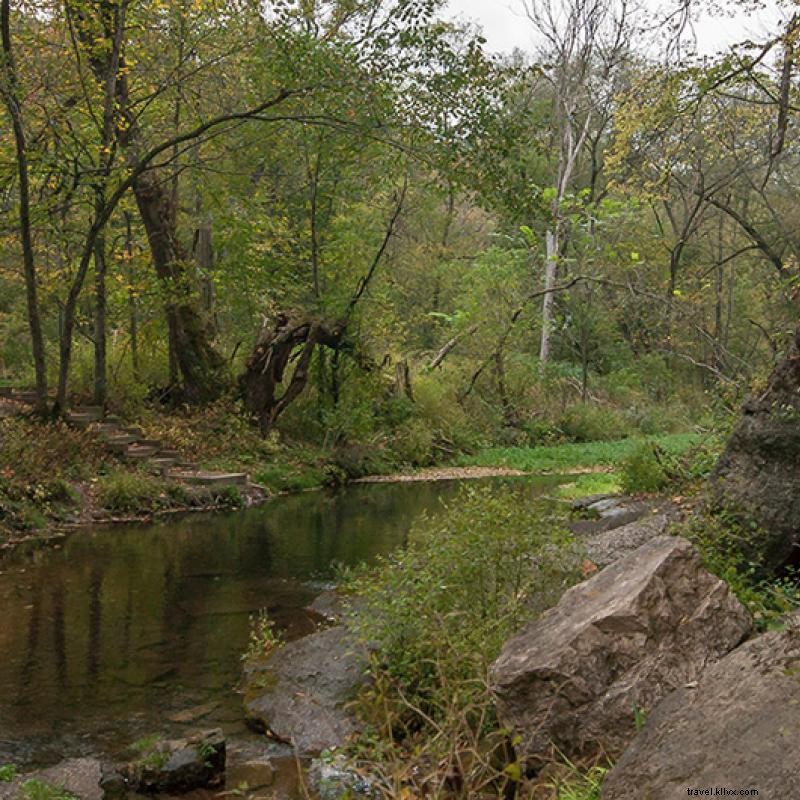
602 616 800 799
490 536 751 766
243 625 367 757
710 332 800 571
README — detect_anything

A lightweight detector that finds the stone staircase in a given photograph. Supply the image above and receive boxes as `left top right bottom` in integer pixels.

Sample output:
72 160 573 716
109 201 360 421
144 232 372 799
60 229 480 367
66 406 249 487
2 390 248 489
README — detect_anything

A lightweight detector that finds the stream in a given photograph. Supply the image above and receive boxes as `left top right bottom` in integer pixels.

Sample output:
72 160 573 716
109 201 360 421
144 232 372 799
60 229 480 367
0 476 565 776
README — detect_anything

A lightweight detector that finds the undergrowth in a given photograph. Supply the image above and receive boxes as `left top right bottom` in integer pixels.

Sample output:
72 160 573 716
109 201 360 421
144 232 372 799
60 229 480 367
339 485 582 798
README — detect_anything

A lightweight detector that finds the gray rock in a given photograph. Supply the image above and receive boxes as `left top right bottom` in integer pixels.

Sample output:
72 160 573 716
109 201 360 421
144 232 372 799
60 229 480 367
122 728 225 793
0 758 113 800
243 625 367 757
490 536 752 766
571 493 615 511
583 513 672 567
225 756 276 795
306 589 346 622
602 616 800 799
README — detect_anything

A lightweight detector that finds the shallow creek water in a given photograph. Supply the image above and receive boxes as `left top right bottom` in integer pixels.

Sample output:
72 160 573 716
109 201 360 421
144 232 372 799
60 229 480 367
0 476 564 774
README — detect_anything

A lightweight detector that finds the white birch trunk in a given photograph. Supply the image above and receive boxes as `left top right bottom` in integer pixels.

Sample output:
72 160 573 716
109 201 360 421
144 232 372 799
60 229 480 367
539 227 559 373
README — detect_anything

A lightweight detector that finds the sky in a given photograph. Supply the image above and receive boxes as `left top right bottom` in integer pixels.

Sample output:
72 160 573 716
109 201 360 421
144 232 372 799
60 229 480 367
444 0 789 57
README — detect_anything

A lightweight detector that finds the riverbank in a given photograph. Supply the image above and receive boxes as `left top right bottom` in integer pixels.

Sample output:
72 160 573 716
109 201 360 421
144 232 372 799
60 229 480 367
0 406 705 556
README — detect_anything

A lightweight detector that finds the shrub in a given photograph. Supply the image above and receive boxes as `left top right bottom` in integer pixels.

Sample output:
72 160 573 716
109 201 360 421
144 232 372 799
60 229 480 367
0 418 106 482
344 485 580 730
96 469 165 513
675 510 800 628
559 404 630 443
389 418 435 466
339 486 581 796
619 442 668 494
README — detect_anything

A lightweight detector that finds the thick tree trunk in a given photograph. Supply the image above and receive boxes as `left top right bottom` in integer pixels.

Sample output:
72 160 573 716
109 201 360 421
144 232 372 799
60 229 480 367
710 325 800 571
133 173 226 403
240 314 345 436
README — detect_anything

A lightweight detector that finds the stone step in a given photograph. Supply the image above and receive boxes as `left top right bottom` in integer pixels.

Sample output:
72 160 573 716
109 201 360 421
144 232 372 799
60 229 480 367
123 426 144 437
148 457 179 476
94 423 123 434
106 435 139 452
124 445 160 461
149 456 178 468
169 470 248 487
136 439 162 449
11 389 38 403
0 387 13 398
72 405 102 415
67 411 103 425
158 449 180 459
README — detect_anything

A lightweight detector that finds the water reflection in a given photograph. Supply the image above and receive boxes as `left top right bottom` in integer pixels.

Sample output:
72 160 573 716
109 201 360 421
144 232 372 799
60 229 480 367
0 477 561 766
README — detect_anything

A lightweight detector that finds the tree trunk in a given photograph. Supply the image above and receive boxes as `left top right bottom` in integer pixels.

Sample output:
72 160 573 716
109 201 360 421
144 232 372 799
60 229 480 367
539 228 558 374
240 314 345 436
1 0 48 413
125 212 139 380
93 233 107 408
710 325 800 571
133 173 226 403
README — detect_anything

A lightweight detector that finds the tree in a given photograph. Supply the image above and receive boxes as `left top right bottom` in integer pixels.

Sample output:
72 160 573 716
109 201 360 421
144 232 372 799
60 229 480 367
0 0 47 412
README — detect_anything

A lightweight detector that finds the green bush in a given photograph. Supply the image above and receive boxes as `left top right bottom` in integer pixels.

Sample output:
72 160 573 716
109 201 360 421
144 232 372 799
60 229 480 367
619 442 668 494
96 469 166 513
389 418 435 466
675 510 800 628
559 404 630 443
344 486 580 728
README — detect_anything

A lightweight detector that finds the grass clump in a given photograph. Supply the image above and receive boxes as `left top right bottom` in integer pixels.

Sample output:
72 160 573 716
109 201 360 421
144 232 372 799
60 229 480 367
95 469 166 514
341 485 581 796
19 780 77 800
0 764 17 782
547 762 610 800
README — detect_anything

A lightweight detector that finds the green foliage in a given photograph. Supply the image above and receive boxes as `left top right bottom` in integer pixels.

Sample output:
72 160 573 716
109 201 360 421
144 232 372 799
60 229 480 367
95 469 166 514
619 442 668 494
548 764 610 800
19 780 77 800
675 510 800 629
557 472 621 500
344 486 580 730
558 405 630 443
242 609 283 662
460 433 701 474
0 765 17 782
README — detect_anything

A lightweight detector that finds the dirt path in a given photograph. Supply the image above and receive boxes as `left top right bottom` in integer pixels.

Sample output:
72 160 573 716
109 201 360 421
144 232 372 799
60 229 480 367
354 466 532 483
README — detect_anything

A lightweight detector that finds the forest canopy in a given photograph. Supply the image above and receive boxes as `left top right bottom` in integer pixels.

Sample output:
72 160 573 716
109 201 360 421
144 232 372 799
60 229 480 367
1 0 798 455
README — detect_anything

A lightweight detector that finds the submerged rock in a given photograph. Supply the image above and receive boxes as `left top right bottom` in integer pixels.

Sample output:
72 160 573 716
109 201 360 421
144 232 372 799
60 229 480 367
602 615 800 799
121 728 225 793
490 536 751 766
243 625 368 757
